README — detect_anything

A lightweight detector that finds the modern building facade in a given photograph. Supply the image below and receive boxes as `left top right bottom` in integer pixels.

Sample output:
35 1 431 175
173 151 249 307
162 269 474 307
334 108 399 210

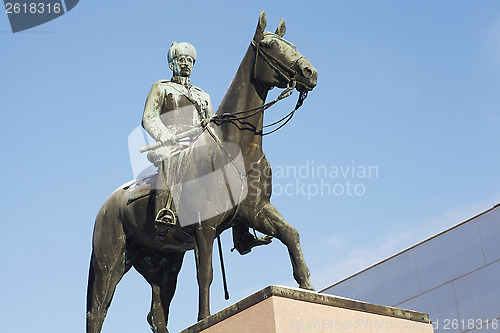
321 204 500 333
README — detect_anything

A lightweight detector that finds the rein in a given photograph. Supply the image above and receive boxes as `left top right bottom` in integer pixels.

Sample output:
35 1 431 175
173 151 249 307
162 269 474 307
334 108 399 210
262 90 307 136
211 37 308 136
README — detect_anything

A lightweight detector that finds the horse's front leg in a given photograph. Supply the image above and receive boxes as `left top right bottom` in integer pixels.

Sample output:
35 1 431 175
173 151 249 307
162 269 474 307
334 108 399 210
252 202 314 290
193 223 216 321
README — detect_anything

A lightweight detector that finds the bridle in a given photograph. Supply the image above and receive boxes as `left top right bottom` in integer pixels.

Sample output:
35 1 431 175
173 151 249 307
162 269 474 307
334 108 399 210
211 33 309 136
251 37 300 90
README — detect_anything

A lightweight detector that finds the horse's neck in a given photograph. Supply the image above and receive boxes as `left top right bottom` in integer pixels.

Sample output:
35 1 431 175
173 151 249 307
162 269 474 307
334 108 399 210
216 44 268 152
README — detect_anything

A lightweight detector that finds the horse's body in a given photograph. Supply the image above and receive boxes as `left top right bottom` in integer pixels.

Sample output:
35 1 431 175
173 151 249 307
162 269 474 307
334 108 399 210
87 12 318 333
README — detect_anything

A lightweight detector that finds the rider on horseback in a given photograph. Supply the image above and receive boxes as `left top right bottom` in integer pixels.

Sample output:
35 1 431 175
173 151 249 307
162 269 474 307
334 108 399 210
142 42 271 255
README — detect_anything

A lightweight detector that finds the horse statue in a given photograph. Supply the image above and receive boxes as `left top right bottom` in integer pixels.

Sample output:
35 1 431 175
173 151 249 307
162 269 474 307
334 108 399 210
86 11 318 333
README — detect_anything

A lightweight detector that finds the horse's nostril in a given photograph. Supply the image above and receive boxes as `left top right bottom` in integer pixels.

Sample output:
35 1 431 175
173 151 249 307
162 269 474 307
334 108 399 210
302 67 313 78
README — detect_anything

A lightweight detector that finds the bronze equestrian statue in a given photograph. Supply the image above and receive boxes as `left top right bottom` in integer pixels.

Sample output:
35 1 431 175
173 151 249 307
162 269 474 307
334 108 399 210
86 11 318 333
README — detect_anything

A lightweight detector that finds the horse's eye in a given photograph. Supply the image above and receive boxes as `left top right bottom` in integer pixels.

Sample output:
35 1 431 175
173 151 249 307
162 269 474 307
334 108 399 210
261 39 275 48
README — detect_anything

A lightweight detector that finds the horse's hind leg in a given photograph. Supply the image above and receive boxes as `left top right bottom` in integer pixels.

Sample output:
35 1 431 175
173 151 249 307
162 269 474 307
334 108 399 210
86 212 131 333
147 252 185 333
250 203 314 290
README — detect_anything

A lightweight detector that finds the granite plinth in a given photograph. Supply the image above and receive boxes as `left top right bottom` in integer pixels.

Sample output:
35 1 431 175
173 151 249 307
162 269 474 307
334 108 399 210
180 285 433 333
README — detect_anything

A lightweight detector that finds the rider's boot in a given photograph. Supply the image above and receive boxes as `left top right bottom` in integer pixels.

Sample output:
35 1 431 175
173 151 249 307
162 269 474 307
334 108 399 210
232 226 273 255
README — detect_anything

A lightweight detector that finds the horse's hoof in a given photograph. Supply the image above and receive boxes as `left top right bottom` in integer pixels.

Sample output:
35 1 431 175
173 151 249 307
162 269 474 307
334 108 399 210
299 281 315 291
233 235 273 255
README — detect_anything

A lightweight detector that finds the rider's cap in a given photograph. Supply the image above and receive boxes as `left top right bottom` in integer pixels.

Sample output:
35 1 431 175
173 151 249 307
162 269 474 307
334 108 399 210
167 42 197 65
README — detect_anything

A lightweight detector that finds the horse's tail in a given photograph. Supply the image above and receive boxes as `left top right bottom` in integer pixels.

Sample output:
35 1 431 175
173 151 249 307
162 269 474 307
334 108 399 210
86 252 96 318
86 250 102 332
86 192 129 333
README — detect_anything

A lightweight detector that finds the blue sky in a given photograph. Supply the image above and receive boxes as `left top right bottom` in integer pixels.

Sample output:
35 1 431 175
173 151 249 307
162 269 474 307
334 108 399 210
1 1 500 332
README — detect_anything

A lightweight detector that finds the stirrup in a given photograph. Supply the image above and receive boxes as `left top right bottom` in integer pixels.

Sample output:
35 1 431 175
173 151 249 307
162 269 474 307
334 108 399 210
155 207 177 226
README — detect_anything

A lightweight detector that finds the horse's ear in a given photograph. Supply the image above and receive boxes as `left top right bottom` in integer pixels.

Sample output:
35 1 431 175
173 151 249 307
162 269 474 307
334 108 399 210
275 19 286 37
254 11 267 40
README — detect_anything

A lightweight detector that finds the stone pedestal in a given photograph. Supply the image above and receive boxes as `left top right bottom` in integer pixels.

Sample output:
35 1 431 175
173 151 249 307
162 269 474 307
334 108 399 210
180 286 433 333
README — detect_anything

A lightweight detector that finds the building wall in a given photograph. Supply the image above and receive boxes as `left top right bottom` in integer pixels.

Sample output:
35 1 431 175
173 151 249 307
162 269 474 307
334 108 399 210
321 204 500 333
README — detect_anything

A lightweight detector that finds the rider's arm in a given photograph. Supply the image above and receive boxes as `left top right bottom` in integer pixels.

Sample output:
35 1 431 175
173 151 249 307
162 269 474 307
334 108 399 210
206 95 214 119
201 92 214 127
142 81 174 142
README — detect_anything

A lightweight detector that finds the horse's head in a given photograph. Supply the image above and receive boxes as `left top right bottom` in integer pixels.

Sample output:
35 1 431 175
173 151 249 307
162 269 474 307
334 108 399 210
252 11 318 93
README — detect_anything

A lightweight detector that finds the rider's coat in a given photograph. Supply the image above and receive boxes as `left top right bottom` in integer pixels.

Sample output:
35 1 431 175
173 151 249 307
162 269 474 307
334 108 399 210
142 79 213 141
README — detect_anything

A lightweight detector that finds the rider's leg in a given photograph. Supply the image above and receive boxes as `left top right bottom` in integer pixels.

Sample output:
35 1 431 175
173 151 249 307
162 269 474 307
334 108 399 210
153 156 175 241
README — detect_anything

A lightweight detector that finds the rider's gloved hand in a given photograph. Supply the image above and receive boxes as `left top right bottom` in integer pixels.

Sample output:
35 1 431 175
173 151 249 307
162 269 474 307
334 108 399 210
201 118 210 128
